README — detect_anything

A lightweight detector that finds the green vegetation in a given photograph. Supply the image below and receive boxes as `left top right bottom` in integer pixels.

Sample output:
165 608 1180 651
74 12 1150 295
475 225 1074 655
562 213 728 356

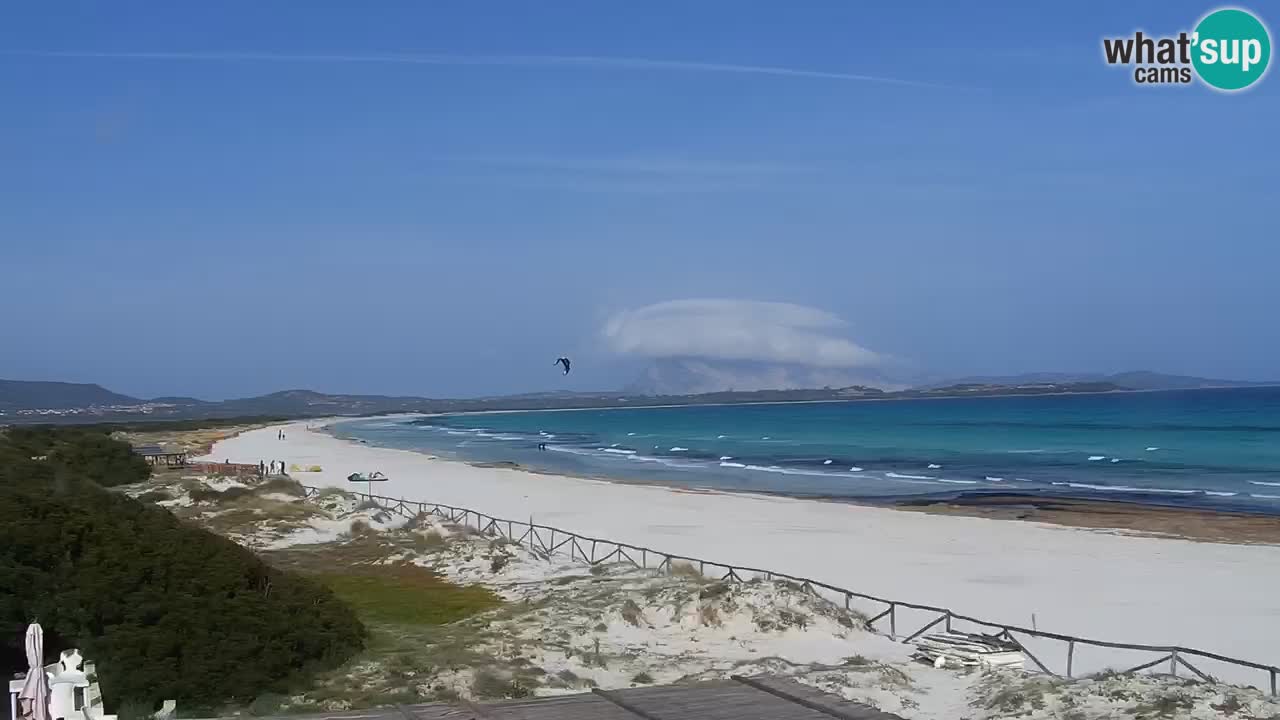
261 536 505 707
267 538 499 627
318 568 497 626
91 416 292 433
0 429 365 711
1 425 151 487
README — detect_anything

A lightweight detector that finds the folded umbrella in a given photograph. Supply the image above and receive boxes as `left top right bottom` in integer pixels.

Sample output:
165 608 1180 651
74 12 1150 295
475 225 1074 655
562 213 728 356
18 622 50 720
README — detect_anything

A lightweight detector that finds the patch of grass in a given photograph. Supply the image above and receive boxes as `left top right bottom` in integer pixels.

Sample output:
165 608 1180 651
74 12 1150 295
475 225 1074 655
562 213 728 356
589 563 607 576
756 608 809 632
877 665 912 688
1212 694 1245 716
1134 691 1195 718
189 485 252 503
631 672 654 685
698 582 731 600
587 638 607 669
136 490 173 504
699 604 721 627
508 677 535 698
314 564 499 626
257 477 306 496
669 561 703 580
983 686 1034 714
977 675 1055 715
620 598 645 627
248 692 288 716
349 519 370 536
200 498 324 535
843 655 873 667
592 622 608 632
418 530 447 550
116 699 157 720
471 670 534 699
490 554 510 573
431 685 460 702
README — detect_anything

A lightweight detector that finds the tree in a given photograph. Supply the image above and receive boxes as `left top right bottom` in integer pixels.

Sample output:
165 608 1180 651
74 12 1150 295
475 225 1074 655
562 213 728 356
0 435 365 710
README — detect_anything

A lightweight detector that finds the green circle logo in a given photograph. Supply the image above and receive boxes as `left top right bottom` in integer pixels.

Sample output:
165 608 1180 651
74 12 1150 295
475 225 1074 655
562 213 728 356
1192 8 1271 91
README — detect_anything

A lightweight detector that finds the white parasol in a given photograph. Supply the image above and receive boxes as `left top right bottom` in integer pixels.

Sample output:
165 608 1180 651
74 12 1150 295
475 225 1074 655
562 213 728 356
17 622 50 720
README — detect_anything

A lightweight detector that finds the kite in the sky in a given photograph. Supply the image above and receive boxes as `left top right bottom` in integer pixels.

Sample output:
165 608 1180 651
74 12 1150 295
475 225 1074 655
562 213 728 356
554 357 571 375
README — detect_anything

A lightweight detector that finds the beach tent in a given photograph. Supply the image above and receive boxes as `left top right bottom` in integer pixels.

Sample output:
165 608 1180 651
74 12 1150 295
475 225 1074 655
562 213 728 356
18 622 49 720
347 471 389 498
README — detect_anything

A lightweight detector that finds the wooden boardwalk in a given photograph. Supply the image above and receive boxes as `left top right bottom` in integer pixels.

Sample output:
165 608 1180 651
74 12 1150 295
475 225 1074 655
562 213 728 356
243 677 903 720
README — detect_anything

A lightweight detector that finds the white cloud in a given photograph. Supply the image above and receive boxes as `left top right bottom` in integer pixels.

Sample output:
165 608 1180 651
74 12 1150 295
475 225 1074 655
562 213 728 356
6 51 939 87
603 299 881 368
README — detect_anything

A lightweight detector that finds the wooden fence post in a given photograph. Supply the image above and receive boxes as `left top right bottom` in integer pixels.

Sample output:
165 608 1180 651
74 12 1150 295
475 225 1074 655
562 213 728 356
292 488 1277 689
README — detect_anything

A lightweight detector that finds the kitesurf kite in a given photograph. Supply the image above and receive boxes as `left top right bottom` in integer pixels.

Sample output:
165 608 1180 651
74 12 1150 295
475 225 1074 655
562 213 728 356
555 357 571 375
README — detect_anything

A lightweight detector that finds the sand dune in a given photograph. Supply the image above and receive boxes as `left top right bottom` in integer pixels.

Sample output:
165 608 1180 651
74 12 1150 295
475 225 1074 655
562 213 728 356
201 419 1280 688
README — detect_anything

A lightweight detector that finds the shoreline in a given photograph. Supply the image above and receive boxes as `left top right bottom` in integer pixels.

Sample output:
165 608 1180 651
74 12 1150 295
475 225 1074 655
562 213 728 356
433 384 1280 417
327 416 1280 540
199 419 1280 681
448 459 1280 546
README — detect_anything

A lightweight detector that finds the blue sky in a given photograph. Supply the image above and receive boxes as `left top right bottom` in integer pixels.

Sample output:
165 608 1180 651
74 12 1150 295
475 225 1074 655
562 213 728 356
2 1 1276 399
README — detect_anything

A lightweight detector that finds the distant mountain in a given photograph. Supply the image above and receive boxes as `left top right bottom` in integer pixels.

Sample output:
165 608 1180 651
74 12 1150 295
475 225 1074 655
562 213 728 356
0 380 141 411
920 371 1274 392
149 396 210 405
626 358 907 396
1 370 1274 425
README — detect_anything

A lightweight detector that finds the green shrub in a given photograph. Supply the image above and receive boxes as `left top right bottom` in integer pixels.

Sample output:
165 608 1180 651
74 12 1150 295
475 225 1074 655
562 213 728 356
189 486 252 503
0 475 365 710
136 490 173 504
256 478 306 497
2 426 151 487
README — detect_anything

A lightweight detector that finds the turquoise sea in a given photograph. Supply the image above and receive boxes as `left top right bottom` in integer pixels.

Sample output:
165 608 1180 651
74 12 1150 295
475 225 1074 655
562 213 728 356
332 387 1280 514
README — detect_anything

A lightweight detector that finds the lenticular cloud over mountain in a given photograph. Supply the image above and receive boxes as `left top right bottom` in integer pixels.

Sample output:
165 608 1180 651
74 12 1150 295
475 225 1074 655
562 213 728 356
603 299 881 368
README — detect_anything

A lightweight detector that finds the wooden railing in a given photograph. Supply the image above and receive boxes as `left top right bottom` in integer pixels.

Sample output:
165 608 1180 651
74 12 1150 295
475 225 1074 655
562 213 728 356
305 485 1280 695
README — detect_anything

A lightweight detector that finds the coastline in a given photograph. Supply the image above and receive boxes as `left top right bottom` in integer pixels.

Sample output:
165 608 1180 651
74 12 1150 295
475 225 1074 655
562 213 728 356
444 460 1280 546
399 385 1228 418
369 437 1280 546
199 419 1280 681
889 493 1280 545
331 410 1280 532
324 417 1280 543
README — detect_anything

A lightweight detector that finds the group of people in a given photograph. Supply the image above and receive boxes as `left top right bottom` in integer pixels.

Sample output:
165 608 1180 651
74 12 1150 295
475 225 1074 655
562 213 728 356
259 459 288 476
277 429 286 440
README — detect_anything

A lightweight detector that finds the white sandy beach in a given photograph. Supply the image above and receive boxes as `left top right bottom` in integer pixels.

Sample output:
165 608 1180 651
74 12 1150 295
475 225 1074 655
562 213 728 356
201 419 1280 688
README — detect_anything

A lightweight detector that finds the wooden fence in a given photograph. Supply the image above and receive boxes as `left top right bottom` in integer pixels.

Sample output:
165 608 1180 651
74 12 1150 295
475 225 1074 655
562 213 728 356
305 485 1280 695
